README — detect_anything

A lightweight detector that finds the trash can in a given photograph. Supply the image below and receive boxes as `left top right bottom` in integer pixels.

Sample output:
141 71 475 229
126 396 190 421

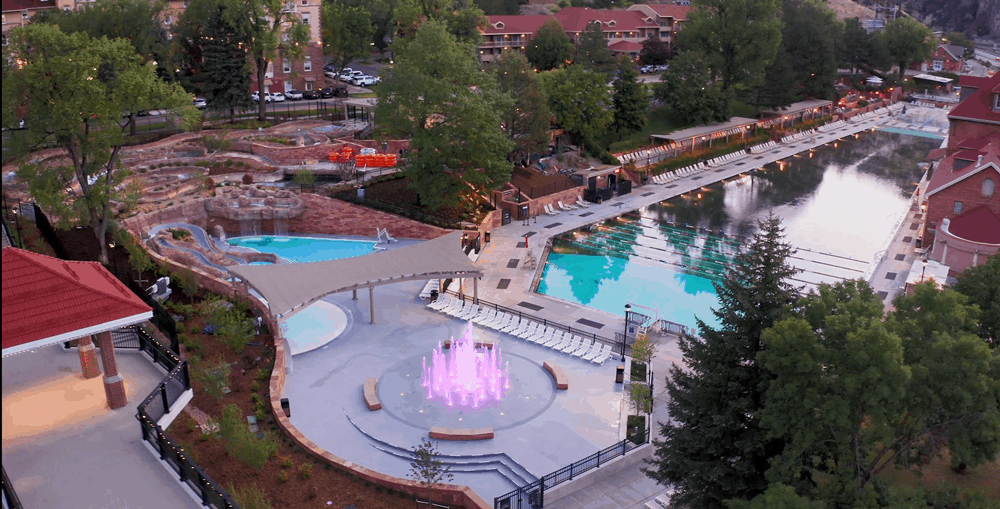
280 398 291 418
484 231 491 243
430 289 439 301
615 366 625 384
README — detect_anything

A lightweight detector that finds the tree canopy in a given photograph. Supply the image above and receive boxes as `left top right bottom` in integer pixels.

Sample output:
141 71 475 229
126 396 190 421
882 17 934 80
779 0 840 100
3 24 194 264
654 51 730 125
322 2 375 72
645 214 799 509
526 19 574 71
375 20 513 210
201 1 254 123
611 57 647 137
639 37 671 66
492 51 552 164
539 65 613 146
576 21 616 77
680 0 783 92
953 254 1000 348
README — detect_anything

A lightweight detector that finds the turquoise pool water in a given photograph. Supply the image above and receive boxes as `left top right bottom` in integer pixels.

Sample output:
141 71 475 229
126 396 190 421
538 130 940 331
228 236 376 263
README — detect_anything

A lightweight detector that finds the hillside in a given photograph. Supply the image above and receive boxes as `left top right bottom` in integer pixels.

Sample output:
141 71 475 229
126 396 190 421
893 0 999 38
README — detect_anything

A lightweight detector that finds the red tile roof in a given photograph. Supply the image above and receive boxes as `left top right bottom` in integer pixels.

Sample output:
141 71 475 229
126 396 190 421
926 133 1000 197
2 248 151 351
948 72 1000 125
482 15 554 35
640 3 691 20
1 0 55 12
554 7 658 33
608 40 643 52
948 205 1000 244
958 75 989 90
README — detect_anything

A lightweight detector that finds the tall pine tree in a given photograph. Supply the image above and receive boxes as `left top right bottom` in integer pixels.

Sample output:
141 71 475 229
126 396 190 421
644 214 799 509
611 57 647 138
202 4 253 124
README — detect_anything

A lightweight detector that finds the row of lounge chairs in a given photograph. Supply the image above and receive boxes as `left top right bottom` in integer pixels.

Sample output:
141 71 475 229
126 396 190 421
649 162 708 184
418 279 440 300
427 294 614 365
749 141 777 154
780 128 817 144
542 198 591 216
705 151 745 167
618 143 679 166
816 120 847 133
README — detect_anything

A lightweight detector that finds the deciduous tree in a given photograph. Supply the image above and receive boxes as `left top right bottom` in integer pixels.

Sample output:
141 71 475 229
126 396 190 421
679 0 783 92
576 21 616 77
492 51 552 164
539 65 613 146
881 17 934 81
953 254 1000 348
375 20 513 210
3 24 194 264
526 19 574 71
780 0 840 100
644 214 799 509
321 2 375 73
639 37 671 66
611 57 647 137
653 51 730 125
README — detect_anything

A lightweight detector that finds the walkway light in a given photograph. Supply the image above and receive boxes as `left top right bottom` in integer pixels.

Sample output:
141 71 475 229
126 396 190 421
622 304 631 362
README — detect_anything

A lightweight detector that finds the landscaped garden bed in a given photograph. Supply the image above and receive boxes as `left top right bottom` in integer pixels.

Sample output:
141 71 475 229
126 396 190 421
336 174 493 228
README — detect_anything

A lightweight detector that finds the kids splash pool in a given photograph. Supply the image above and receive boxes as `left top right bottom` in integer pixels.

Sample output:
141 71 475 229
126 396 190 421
228 236 377 263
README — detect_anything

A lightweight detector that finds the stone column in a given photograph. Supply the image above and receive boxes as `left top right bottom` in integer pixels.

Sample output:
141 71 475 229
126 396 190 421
368 285 376 325
78 335 101 379
352 289 358 301
94 331 128 410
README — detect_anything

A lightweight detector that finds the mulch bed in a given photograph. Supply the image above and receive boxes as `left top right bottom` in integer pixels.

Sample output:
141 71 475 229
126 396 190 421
359 176 477 224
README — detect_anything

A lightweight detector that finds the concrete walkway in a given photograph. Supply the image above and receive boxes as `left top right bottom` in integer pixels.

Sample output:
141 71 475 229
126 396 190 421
2 344 200 509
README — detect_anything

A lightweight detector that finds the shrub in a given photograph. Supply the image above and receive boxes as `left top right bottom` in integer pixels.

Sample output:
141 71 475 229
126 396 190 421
251 380 260 393
216 309 255 354
193 356 230 400
218 405 279 472
172 267 199 302
280 455 293 468
298 462 313 479
256 367 270 382
227 482 272 509
278 471 289 483
242 174 254 185
255 407 267 424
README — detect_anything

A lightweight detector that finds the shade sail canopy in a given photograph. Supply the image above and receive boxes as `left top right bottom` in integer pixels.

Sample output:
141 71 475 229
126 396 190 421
228 232 483 320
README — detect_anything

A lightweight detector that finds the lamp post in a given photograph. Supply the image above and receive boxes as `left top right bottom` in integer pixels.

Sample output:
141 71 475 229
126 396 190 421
646 149 651 168
921 258 928 283
622 303 631 362
108 241 118 278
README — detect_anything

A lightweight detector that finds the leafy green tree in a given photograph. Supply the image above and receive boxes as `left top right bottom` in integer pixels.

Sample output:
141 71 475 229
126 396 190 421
639 37 671 66
375 20 513 210
492 51 552 164
444 3 488 46
645 214 799 509
391 0 485 46
322 2 375 73
780 0 840 100
408 437 454 497
628 382 653 415
611 57 647 137
840 17 873 74
881 17 934 81
293 169 317 191
727 483 825 509
653 51 730 125
472 0 519 15
953 254 1000 348
227 0 310 121
201 2 254 124
759 280 1000 505
526 19 574 71
745 48 800 111
338 0 396 51
539 65 613 146
576 21 616 77
679 0 783 92
3 24 194 264
944 32 976 59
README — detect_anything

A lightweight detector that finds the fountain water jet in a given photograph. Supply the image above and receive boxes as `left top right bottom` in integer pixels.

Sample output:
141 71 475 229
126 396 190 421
422 323 510 409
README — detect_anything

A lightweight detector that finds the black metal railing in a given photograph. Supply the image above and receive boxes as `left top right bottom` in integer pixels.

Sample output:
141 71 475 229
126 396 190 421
495 427 651 509
63 325 178 373
2 464 23 509
444 291 627 356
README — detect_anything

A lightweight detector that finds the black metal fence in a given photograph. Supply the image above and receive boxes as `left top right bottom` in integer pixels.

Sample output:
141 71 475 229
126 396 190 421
444 291 628 357
134 328 240 508
495 427 651 509
2 464 23 509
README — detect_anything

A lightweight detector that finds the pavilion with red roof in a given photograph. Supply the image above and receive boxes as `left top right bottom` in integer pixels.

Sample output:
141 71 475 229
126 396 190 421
2 247 152 409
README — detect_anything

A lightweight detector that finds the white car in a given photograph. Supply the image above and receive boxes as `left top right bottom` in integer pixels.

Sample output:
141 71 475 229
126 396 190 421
285 89 303 100
351 75 376 86
252 91 272 103
341 70 364 82
324 69 338 78
192 97 207 109
271 92 286 102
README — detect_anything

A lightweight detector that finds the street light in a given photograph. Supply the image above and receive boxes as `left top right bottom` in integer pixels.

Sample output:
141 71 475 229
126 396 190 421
108 241 118 277
921 258 928 283
646 149 651 168
622 303 631 362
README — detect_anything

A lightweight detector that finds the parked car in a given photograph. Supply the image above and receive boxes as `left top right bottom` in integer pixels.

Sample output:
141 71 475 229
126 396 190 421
341 70 364 82
324 69 338 78
192 97 207 109
319 87 335 98
271 92 286 102
252 91 272 103
654 64 669 72
302 89 320 100
286 89 303 100
351 75 376 86
640 65 655 74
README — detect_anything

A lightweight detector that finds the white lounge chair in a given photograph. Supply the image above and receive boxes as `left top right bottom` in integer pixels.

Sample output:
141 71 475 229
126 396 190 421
456 304 481 320
560 335 582 353
528 326 553 343
542 330 566 348
508 319 531 336
544 204 559 216
516 322 539 340
485 312 510 330
499 315 520 333
575 197 591 208
472 308 496 324
428 294 452 310
572 340 594 357
593 345 613 365
582 343 606 362
442 299 467 316
558 201 577 211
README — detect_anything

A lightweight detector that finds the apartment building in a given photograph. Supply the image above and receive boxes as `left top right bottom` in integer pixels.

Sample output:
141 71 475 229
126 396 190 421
478 4 688 64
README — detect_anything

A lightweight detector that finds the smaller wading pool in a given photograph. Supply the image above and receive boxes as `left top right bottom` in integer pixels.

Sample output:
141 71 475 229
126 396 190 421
228 236 377 264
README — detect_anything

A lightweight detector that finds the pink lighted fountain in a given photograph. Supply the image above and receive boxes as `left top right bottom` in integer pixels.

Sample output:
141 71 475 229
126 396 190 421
422 324 510 408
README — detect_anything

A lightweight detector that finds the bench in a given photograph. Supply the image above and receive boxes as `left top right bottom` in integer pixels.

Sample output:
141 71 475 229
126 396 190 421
363 378 381 411
474 340 496 350
429 426 495 441
543 361 569 390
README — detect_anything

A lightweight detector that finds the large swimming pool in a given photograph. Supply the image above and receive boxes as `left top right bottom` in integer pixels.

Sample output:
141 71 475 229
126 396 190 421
538 130 942 330
228 236 377 263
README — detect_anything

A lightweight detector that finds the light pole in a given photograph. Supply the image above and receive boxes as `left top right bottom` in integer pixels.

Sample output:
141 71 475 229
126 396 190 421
646 149 651 168
622 303 631 362
921 258 928 283
108 241 118 278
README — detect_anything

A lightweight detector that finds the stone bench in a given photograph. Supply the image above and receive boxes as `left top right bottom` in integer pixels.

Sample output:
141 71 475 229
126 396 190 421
429 426 495 441
543 361 569 390
474 340 495 350
363 378 381 411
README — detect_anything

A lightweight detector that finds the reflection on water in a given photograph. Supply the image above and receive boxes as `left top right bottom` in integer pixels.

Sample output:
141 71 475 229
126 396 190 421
538 131 940 329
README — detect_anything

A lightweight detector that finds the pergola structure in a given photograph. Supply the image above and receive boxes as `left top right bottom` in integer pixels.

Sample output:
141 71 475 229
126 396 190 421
2 248 152 410
228 232 483 324
651 117 757 153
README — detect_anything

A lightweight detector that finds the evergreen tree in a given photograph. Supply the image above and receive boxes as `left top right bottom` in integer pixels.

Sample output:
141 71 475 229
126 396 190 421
202 4 253 124
611 57 647 137
525 19 574 71
576 21 616 77
746 46 800 111
644 214 799 509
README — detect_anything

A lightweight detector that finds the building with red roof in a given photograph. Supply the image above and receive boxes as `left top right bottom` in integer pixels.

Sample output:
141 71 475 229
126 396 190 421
1 0 68 39
922 134 1000 274
2 247 152 408
913 44 966 73
478 4 687 63
946 72 1000 150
